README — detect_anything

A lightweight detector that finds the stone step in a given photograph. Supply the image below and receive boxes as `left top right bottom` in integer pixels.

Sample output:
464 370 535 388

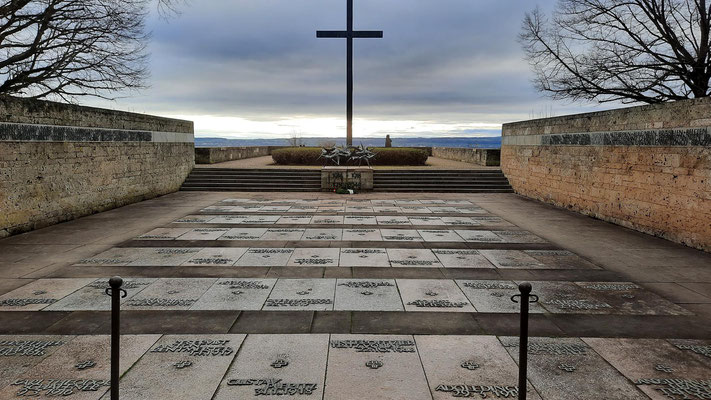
373 188 514 192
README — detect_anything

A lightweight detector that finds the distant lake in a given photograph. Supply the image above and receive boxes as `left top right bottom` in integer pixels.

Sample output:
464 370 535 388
195 136 501 149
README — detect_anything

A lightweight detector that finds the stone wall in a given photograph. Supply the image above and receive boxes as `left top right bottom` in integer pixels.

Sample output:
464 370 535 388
195 146 274 164
0 96 194 238
501 97 711 252
432 148 500 166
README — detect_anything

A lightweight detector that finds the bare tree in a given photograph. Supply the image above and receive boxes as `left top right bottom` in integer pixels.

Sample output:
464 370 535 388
520 0 711 104
0 0 182 100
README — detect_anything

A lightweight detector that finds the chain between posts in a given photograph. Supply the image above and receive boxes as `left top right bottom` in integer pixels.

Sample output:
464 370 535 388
105 276 126 400
511 282 539 400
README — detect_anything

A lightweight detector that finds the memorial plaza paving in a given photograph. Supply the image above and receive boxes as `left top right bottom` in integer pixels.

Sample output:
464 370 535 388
0 192 710 399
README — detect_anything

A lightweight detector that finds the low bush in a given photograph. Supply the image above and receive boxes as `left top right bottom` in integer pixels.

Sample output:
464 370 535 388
271 147 428 166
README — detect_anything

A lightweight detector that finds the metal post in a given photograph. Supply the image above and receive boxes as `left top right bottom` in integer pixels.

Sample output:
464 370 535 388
106 276 127 400
511 282 538 400
346 0 353 147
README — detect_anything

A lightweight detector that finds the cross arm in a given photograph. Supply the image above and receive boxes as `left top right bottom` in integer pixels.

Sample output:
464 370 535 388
317 30 383 38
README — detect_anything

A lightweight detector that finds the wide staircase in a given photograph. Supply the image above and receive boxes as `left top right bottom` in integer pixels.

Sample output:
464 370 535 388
180 168 321 191
373 169 513 192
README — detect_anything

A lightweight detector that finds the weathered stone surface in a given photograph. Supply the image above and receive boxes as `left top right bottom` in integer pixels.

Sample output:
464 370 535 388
191 279 276 310
128 248 201 267
387 249 442 268
398 279 474 312
287 248 340 267
375 216 410 225
263 279 336 311
342 229 382 241
334 279 403 311
457 280 544 313
418 230 464 242
576 282 692 315
339 248 390 267
235 248 295 267
218 228 267 240
137 228 190 240
76 248 153 266
480 250 545 269
433 249 495 268
182 248 249 266
0 279 95 311
45 278 156 311
176 228 233 241
0 335 69 389
529 281 614 314
303 229 342 241
380 229 423 242
524 250 600 270
123 278 216 310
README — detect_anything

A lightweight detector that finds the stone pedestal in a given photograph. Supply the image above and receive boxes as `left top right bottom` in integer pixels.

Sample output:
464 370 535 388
321 166 373 191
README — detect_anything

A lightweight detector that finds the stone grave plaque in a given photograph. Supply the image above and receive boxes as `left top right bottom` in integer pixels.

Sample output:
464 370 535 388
380 229 423 242
432 249 495 268
334 279 403 311
342 229 383 241
428 206 459 214
260 205 291 212
218 228 268 240
399 207 431 214
668 339 711 364
128 248 202 267
493 230 547 244
241 215 280 224
261 229 306 241
339 248 390 267
229 206 265 213
479 250 545 269
344 216 377 225
221 198 252 203
287 207 319 213
387 249 442 268
173 215 216 224
76 248 152 266
321 200 345 206
137 227 190 240
576 282 691 315
176 228 230 241
398 279 474 312
585 338 711 400
523 250 599 270
235 248 294 267
455 207 488 214
420 200 447 204
0 279 95 311
209 215 249 224
416 335 540 400
502 337 648 400
303 229 343 241
455 230 504 243
372 207 402 213
191 278 276 310
528 281 614 314
287 248 340 267
0 335 69 389
324 334 431 400
123 278 216 310
202 205 236 213
440 217 478 226
345 206 374 213
395 200 422 205
263 279 336 311
276 216 313 225
45 278 156 311
182 248 249 266
457 280 544 313
0 335 158 399
443 200 473 205
418 230 464 242
311 216 344 225
408 217 444 226
471 216 514 227
111 334 245 400
371 200 396 206
317 206 345 213
375 216 410 225
214 334 328 399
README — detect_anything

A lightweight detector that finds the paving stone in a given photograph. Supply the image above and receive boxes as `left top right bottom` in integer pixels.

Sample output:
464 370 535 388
335 279 403 311
339 248 390 267
75 248 152 266
344 216 377 225
260 205 291 212
455 207 488 214
214 334 328 399
241 216 280 224
380 229 423 242
428 206 460 213
398 279 474 312
395 200 422 205
345 206 374 213
235 248 295 267
443 200 473 205
263 279 336 311
342 229 383 241
416 335 540 400
667 339 711 366
45 278 155 311
174 215 216 223
440 217 479 226
311 216 344 225
191 278 276 310
122 278 216 310
137 228 191 240
182 248 249 266
0 279 95 311
584 338 711 400
177 228 231 240
524 250 600 270
287 248 340 267
432 249 495 268
218 228 268 240
275 216 313 225
420 200 447 204
112 334 245 400
375 216 410 225
471 216 514 227
456 230 505 243
287 207 319 213
303 229 343 241
387 249 442 268
502 337 649 400
418 229 464 242
457 280 545 313
494 230 548 244
480 250 546 269
373 207 403 213
408 216 444 225
230 311 314 334
576 282 693 315
128 248 202 266
318 206 344 212
529 281 615 314
324 334 431 400
209 215 249 224
0 335 70 389
262 228 306 241
399 206 431 214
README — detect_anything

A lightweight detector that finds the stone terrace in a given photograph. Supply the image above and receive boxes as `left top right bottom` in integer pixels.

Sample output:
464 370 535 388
0 191 710 399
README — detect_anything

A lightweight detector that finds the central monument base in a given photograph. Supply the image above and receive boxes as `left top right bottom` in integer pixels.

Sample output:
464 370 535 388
321 166 373 192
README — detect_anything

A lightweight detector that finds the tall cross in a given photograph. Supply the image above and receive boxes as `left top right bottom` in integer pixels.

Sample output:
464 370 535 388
317 0 382 147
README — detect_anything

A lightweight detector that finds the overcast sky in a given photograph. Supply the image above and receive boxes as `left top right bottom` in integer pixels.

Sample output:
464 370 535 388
87 0 614 139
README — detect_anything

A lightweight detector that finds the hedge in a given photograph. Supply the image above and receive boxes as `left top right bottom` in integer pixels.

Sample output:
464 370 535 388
271 147 428 166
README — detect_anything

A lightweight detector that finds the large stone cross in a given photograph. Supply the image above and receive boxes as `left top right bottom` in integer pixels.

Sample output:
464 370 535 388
317 0 383 147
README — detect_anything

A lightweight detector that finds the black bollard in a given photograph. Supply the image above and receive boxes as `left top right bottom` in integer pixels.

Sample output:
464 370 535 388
511 282 538 400
105 276 127 400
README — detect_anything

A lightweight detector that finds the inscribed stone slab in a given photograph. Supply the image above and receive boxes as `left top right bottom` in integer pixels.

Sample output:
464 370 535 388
208 215 248 224
407 217 444 226
174 215 216 223
287 248 340 267
262 279 336 311
380 229 423 242
181 248 249 267
576 282 691 315
261 229 306 241
373 207 402 213
479 250 546 269
122 278 216 310
342 229 383 241
440 217 478 226
276 216 313 225
418 230 465 242
176 228 230 241
311 216 344 225
339 248 390 267
214 334 328 399
344 216 377 225
387 249 442 268
191 278 276 310
241 215 280 224
75 248 152 266
218 228 267 240
371 200 396 205
455 230 505 243
395 200 422 205
428 206 459 213
303 229 343 241
399 206 431 214
432 249 495 268
45 278 156 311
334 279 403 311
457 280 544 313
471 216 514 227
527 281 614 314
398 279 474 312
235 248 294 267
420 200 447 204
324 334 431 400
287 207 319 213
524 250 600 270
345 206 374 213
375 216 410 225
0 335 70 389
0 279 95 311
260 206 291 212
137 228 190 240
128 248 201 266
494 230 547 244
110 334 245 400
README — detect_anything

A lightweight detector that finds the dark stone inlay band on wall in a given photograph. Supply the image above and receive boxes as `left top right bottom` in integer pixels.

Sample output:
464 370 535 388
0 122 152 142
506 127 711 147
